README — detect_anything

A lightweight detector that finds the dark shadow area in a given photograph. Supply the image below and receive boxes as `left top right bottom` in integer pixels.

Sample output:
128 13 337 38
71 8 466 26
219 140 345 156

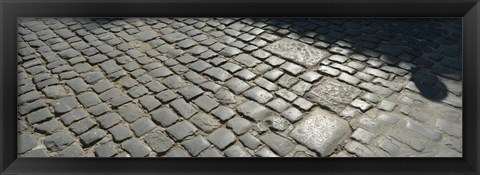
251 18 462 101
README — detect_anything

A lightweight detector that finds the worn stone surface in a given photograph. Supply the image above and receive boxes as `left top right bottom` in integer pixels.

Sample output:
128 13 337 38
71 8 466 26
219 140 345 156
18 133 38 154
259 132 295 156
265 38 330 67
144 130 174 153
208 128 236 150
290 108 352 156
18 18 462 158
305 78 362 113
121 138 151 157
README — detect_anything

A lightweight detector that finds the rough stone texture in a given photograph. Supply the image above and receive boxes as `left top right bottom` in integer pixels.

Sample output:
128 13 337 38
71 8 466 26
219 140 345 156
26 108 54 124
265 38 330 67
43 130 76 152
259 132 295 156
18 133 38 154
166 120 198 141
208 128 236 150
144 130 174 153
290 108 352 156
117 103 143 123
130 118 156 137
224 145 251 157
169 99 198 119
79 128 107 146
190 113 221 133
54 142 85 157
42 85 68 99
121 138 151 157
50 96 78 114
95 143 118 157
236 101 275 122
108 125 132 142
181 135 210 156
305 78 362 113
17 18 462 158
150 107 179 127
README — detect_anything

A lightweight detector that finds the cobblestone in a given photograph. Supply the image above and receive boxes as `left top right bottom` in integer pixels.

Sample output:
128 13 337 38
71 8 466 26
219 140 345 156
290 108 351 156
182 135 210 156
239 133 262 150
55 142 85 157
70 117 97 135
95 143 118 157
226 117 252 135
121 138 151 157
79 128 107 146
18 17 462 157
224 145 251 157
166 120 198 141
34 119 63 134
130 118 156 137
117 103 143 122
208 128 236 150
109 124 133 142
44 130 76 152
18 133 38 154
144 130 174 153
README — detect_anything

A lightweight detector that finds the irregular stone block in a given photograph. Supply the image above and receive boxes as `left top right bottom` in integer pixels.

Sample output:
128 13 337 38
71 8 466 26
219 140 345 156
265 38 330 67
289 108 351 156
305 78 362 113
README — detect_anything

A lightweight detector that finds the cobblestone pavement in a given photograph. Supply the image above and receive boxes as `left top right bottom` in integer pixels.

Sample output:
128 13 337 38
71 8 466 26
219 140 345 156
17 18 462 157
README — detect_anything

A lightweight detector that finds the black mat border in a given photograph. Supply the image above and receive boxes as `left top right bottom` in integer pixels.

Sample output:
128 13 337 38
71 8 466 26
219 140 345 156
1 0 479 174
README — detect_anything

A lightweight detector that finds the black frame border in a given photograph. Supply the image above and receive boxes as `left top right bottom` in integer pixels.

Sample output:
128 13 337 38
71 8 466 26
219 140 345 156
1 0 479 174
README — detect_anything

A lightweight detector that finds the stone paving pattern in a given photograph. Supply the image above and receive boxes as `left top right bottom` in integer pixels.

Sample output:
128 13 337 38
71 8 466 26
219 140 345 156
17 18 462 157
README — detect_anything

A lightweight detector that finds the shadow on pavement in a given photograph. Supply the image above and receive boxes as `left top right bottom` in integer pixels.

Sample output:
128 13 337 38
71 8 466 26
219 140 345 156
255 18 462 101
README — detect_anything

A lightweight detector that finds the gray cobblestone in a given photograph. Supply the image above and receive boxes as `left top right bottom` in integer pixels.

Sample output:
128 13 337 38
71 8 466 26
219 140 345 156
226 117 252 135
233 54 261 67
117 103 143 123
406 120 442 141
18 18 462 157
70 117 97 135
77 92 102 107
260 132 295 157
389 131 426 152
319 66 340 76
95 143 118 157
109 124 132 142
34 119 63 134
224 145 251 157
55 142 85 157
243 87 273 104
225 78 250 94
182 135 210 156
18 133 38 154
166 120 198 141
79 128 107 146
44 130 75 151
66 78 89 93
18 90 42 105
130 118 156 137
345 141 376 157
256 147 279 157
377 100 397 112
277 74 299 88
208 128 236 150
358 82 394 97
22 148 49 157
239 133 262 150
204 67 232 81
121 138 151 157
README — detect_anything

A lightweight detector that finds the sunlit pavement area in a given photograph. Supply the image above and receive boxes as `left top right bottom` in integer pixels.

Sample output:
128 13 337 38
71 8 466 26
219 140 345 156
17 18 462 157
